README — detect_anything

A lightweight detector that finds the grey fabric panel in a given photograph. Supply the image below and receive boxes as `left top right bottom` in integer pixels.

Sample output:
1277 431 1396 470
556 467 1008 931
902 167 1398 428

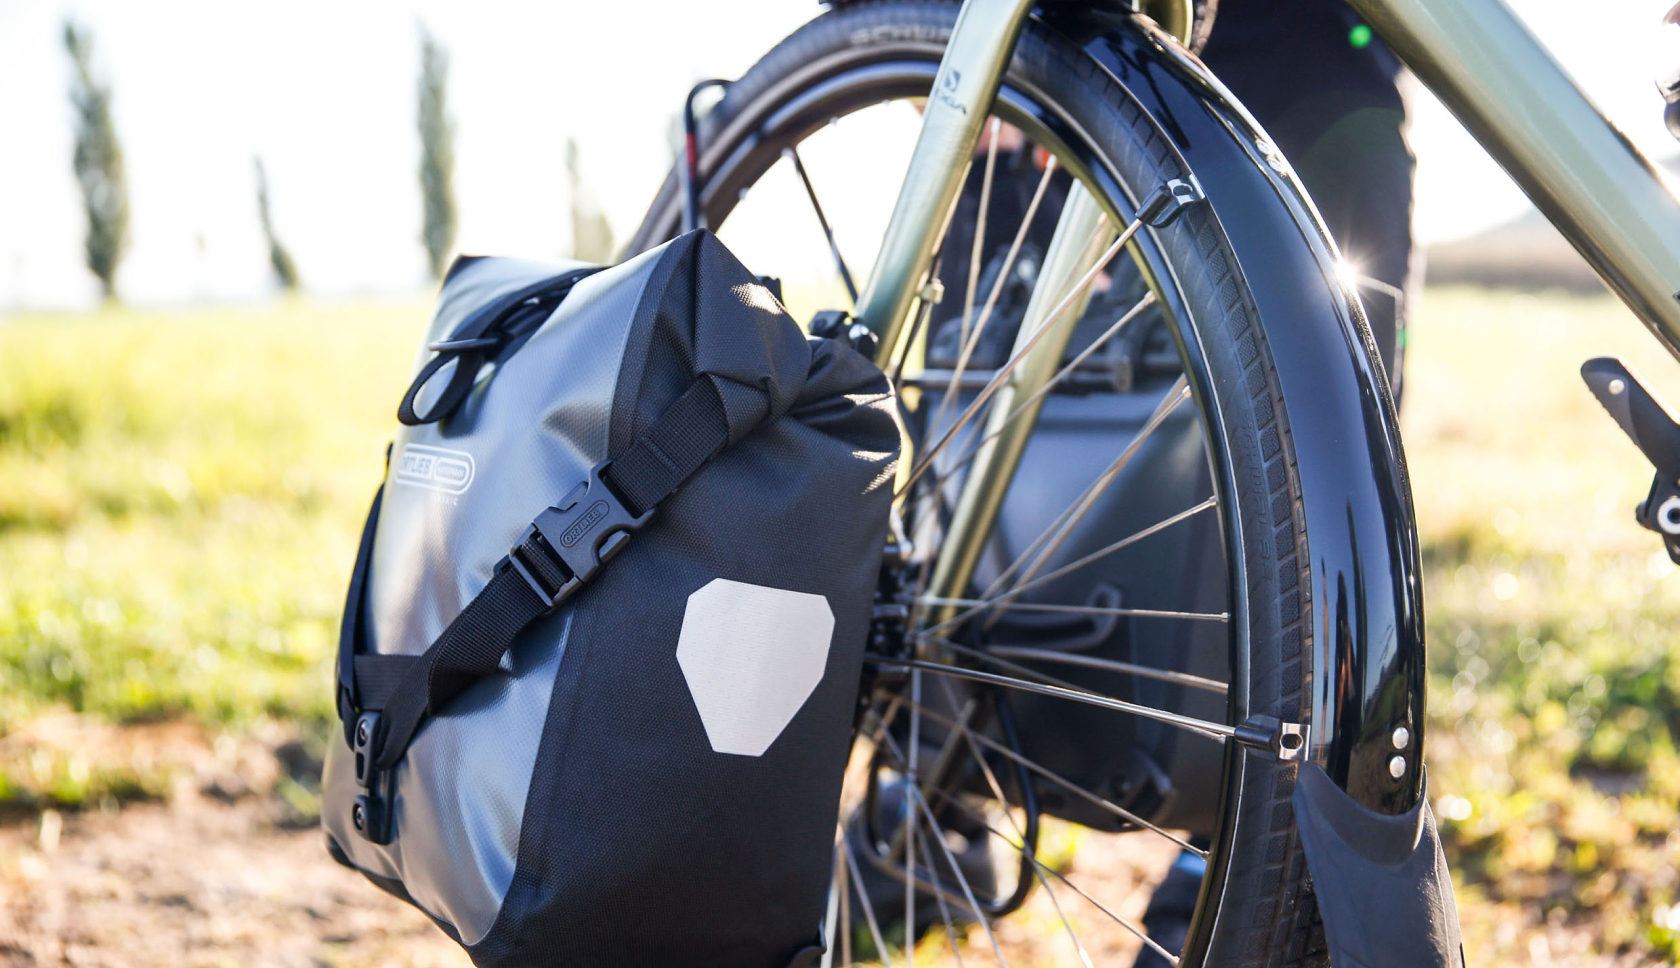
322 615 569 941
321 243 668 944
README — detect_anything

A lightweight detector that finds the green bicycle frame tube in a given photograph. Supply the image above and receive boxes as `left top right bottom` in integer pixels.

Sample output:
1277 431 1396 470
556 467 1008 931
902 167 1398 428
1349 0 1680 358
854 0 1037 358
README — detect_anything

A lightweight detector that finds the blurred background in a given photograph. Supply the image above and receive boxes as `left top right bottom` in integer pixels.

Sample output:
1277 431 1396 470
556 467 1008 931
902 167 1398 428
3 1 1680 965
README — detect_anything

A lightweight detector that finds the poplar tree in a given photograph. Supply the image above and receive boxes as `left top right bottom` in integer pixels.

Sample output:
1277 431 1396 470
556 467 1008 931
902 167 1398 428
64 20 129 301
566 139 615 263
254 157 299 291
417 27 457 281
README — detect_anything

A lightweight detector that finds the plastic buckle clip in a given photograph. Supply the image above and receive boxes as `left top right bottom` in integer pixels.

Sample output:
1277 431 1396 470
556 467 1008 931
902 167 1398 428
501 461 654 614
350 711 394 843
352 712 381 788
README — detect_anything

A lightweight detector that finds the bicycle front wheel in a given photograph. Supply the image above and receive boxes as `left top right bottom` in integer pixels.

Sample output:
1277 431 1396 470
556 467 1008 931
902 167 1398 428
630 3 1423 966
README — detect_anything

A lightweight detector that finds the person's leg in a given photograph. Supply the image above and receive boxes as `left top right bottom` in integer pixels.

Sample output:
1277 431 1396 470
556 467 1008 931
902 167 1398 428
1199 0 1419 392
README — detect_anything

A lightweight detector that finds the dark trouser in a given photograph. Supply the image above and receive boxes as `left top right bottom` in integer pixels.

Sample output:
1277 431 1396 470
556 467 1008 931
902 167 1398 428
1200 0 1418 390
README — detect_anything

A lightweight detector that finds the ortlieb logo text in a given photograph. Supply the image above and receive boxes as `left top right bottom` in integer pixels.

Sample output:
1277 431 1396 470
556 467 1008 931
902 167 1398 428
394 444 476 495
560 501 609 547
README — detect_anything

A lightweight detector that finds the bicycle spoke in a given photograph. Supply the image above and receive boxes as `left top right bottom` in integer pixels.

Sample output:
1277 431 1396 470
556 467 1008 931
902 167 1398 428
922 630 1227 695
922 763 1181 968
877 657 1231 744
972 375 1189 607
887 748 1011 968
915 816 968 968
887 714 1185 967
900 701 1206 857
924 495 1218 637
843 832 896 968
960 118 1002 349
918 158 1060 449
920 634 1142 704
911 791 1011 968
932 677 1096 968
1026 839 1181 966
901 208 1149 494
985 645 1228 694
917 597 1228 623
925 292 1159 493
785 145 858 304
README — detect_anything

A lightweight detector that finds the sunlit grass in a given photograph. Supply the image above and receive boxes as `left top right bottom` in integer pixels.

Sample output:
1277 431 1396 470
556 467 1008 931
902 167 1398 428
1404 287 1680 963
0 301 425 806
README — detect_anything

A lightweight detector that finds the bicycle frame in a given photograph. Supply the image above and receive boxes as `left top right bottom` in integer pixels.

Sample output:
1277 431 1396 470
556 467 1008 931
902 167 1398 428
1350 0 1680 355
858 0 1680 696
861 0 1680 360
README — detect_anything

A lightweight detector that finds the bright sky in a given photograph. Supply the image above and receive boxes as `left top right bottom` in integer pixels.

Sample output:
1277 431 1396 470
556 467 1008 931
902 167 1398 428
1 0 1676 310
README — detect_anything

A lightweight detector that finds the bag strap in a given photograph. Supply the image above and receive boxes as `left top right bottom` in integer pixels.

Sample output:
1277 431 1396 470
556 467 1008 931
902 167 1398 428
341 374 745 787
397 266 601 426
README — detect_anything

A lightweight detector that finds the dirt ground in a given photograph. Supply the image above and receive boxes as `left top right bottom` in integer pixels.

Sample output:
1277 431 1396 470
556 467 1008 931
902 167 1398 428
0 792 472 968
0 783 1175 968
0 771 1657 967
0 722 1642 967
0 718 1185 968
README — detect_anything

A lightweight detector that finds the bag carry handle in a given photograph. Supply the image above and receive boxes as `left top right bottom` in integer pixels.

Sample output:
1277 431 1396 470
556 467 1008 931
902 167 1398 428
396 266 601 427
338 374 752 843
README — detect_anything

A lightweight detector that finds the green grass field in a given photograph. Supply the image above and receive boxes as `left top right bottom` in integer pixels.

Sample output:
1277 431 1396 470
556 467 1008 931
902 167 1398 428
0 302 423 806
3 287 1679 962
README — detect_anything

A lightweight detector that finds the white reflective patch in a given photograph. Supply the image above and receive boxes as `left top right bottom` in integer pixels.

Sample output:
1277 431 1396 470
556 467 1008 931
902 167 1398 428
393 444 476 495
676 578 834 757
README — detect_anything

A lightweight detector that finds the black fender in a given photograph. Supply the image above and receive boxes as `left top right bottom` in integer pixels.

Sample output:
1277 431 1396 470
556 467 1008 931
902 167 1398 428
1052 9 1460 966
1050 4 1426 815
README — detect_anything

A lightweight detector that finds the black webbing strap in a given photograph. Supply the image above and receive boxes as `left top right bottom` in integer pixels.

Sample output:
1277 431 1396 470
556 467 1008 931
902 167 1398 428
351 374 740 774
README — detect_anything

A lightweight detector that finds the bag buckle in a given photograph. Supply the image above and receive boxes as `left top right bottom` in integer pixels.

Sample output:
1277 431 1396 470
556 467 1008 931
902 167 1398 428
501 461 654 613
350 711 394 843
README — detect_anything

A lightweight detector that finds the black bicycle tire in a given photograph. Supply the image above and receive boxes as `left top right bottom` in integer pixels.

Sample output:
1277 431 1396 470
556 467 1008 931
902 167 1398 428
629 4 1328 965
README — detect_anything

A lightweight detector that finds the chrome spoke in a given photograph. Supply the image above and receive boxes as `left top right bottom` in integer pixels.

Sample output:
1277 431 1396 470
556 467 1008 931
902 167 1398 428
901 701 1206 857
934 677 1095 968
1025 838 1181 966
901 211 1149 495
919 158 1060 452
877 730 1010 966
843 832 895 968
923 754 1180 967
975 376 1189 607
985 645 1228 695
902 769 1012 967
921 634 1134 704
924 495 1218 637
925 629 1227 695
917 597 1228 623
914 814 968 968
961 117 1002 349
878 657 1232 744
786 146 859 305
936 378 1188 621
924 292 1160 493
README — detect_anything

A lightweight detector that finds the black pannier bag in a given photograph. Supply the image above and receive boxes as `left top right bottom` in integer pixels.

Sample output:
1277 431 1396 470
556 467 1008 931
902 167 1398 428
322 231 900 967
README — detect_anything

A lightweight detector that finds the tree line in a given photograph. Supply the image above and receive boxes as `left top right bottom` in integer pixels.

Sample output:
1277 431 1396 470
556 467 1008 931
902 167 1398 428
60 20 614 303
